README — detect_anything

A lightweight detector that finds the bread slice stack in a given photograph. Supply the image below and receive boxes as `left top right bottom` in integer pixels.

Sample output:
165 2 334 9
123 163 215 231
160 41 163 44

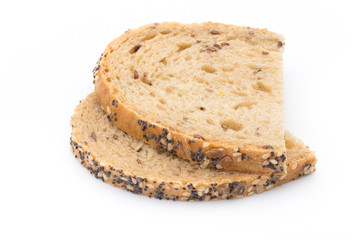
71 22 317 201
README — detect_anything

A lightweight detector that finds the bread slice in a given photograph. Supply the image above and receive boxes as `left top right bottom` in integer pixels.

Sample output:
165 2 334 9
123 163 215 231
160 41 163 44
70 93 316 201
94 22 286 175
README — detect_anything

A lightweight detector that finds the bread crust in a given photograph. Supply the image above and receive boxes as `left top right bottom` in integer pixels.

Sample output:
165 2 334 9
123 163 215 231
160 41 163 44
70 93 317 201
94 22 286 175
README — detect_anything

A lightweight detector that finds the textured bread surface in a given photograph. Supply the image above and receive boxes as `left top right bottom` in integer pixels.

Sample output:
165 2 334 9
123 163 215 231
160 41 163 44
70 93 316 201
94 22 286 174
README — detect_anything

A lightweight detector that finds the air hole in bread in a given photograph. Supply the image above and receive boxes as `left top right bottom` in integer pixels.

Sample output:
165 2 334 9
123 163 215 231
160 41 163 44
185 55 192 61
129 44 141 54
165 86 175 93
222 65 234 71
177 43 192 52
160 57 167 65
206 119 215 125
105 68 109 73
231 90 247 96
156 104 166 110
201 65 216 74
234 102 256 110
140 74 152 86
141 33 157 41
159 99 166 104
195 76 205 83
205 88 213 93
149 92 155 97
183 116 189 121
160 30 171 35
220 120 243 131
253 82 271 93
112 87 118 94
106 77 111 83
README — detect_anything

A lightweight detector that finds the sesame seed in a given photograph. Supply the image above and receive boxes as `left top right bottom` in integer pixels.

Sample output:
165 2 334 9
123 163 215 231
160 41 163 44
270 159 278 165
262 153 270 159
233 152 242 158
106 106 111 115
182 192 191 197
203 142 210 148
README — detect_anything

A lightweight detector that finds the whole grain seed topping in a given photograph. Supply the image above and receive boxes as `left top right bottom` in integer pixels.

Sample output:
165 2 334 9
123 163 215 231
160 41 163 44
270 159 278 165
262 145 273 150
203 142 210 148
210 30 219 35
205 148 226 159
233 152 242 158
262 153 270 159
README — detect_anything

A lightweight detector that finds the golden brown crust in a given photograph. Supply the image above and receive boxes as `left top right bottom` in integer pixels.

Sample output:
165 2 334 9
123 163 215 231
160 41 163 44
70 128 315 201
94 22 286 175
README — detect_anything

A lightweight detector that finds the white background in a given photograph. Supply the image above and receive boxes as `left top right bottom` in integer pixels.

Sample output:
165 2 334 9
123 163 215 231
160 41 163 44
1 0 359 239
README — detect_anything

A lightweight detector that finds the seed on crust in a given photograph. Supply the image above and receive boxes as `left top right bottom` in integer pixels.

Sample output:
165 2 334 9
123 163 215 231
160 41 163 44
210 30 219 35
304 164 315 175
182 192 191 197
291 163 298 170
279 174 287 181
160 139 167 145
205 148 226 159
233 152 242 158
216 164 223 169
106 106 111 115
203 142 210 148
252 179 260 185
270 159 278 165
217 184 230 194
262 153 270 159
231 182 246 195
262 145 273 149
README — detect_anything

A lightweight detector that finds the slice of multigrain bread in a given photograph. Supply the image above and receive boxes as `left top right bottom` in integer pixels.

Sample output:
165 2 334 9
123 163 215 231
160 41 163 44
94 22 286 175
70 93 316 201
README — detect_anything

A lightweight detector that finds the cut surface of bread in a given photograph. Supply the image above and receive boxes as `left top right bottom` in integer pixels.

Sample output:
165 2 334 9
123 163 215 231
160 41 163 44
94 22 286 174
70 93 316 201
